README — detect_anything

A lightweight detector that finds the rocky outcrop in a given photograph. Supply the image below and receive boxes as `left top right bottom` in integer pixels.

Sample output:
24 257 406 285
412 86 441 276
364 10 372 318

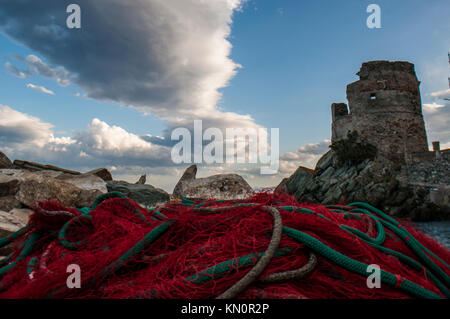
0 169 105 210
13 160 81 175
277 151 450 221
84 168 113 181
173 165 197 198
13 160 113 182
135 174 146 185
0 150 13 169
0 196 22 212
55 173 107 193
106 181 169 208
172 165 253 200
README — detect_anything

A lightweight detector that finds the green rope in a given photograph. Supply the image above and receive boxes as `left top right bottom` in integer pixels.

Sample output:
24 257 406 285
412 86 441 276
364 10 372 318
0 232 41 278
282 226 442 299
147 208 167 220
182 198 195 206
0 225 30 249
26 257 39 275
46 220 174 298
348 202 450 287
58 214 93 250
0 253 13 268
366 240 450 298
101 220 174 277
349 202 449 269
186 249 290 284
91 191 127 210
341 214 385 245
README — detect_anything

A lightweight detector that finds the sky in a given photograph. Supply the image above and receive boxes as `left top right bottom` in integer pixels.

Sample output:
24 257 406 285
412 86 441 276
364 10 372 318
0 0 449 192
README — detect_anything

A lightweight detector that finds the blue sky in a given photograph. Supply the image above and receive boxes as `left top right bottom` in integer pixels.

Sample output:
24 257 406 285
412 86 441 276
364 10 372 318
0 0 449 191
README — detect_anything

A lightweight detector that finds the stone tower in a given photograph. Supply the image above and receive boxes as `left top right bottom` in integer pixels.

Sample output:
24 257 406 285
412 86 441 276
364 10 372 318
331 61 430 164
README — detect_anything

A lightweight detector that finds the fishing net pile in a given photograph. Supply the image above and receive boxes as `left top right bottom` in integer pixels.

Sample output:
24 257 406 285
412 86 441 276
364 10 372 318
0 192 448 299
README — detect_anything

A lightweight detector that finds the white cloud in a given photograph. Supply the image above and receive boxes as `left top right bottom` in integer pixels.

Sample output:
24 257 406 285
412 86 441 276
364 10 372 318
24 55 71 86
0 0 258 135
430 89 450 101
5 61 26 78
26 83 55 95
0 104 172 169
0 104 54 147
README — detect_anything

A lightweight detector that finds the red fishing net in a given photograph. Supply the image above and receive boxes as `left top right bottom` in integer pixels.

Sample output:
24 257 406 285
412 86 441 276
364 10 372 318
0 192 448 299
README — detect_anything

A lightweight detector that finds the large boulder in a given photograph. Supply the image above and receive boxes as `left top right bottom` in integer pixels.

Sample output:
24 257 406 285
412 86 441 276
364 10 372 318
0 150 13 169
84 168 113 181
0 196 22 212
0 169 105 209
106 181 170 208
172 165 253 200
55 174 107 193
13 159 81 175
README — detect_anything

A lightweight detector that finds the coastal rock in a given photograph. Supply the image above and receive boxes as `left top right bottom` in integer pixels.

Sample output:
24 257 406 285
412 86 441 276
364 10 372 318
16 178 102 208
13 159 81 175
84 168 113 181
172 165 197 199
0 196 22 212
277 150 450 221
0 209 32 255
0 150 13 169
0 210 27 238
106 181 169 208
55 174 107 193
8 208 33 225
173 165 253 200
0 169 104 208
135 174 146 185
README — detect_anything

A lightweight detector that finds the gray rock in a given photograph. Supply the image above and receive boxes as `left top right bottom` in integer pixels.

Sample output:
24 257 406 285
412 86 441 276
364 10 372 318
277 149 450 220
315 151 334 174
8 208 33 225
0 150 13 169
0 196 22 212
84 168 113 181
276 166 314 196
13 159 81 175
175 174 254 200
0 210 24 239
173 165 197 198
319 166 335 180
106 181 169 208
0 209 33 255
346 179 357 193
172 165 253 200
135 174 146 185
55 173 107 193
0 169 104 208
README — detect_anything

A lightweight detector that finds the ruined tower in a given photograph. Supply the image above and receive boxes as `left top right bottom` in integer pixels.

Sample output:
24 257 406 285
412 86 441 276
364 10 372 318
331 61 430 164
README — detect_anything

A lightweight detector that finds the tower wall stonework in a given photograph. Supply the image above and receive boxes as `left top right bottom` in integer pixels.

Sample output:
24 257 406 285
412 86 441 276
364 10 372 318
331 103 352 141
331 61 430 164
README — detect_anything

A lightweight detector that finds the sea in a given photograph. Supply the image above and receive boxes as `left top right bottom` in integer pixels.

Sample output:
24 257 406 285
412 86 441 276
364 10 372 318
414 221 450 249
